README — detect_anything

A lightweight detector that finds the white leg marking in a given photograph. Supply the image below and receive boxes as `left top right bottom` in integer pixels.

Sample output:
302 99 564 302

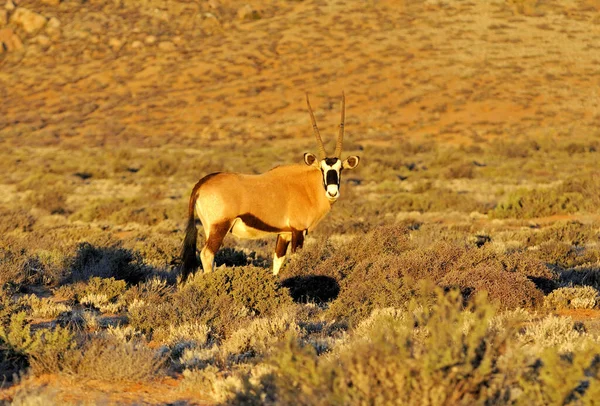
201 246 215 273
273 254 286 276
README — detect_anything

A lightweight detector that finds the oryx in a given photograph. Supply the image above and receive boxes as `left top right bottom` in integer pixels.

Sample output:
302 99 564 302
180 93 360 282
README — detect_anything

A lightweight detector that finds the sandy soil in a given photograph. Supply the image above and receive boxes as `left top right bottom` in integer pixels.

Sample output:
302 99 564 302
2 0 600 151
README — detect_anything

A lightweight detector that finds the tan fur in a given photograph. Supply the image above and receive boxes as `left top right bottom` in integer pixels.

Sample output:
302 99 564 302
194 164 331 235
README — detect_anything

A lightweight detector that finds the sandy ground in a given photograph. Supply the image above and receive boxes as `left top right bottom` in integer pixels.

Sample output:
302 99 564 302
1 0 599 151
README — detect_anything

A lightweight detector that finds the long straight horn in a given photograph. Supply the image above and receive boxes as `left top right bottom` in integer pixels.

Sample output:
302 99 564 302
334 92 345 157
306 93 327 159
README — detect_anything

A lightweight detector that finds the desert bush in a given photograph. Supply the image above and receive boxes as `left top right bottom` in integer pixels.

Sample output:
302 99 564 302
26 188 70 215
139 155 181 177
79 276 127 301
443 161 475 179
288 227 549 324
493 188 584 219
154 321 211 347
493 175 600 219
325 256 419 325
518 315 598 355
69 198 127 223
0 208 36 233
544 286 599 310
525 221 599 247
381 188 488 214
129 266 294 339
0 312 76 377
10 384 59 406
441 262 545 310
180 365 245 404
489 139 539 158
534 241 600 269
20 295 71 319
129 233 181 269
64 336 165 382
221 312 299 360
233 288 513 405
67 242 146 283
0 244 66 289
516 346 600 405
123 276 174 306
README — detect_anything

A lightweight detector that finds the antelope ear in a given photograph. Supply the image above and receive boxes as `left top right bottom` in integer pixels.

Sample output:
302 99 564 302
304 153 319 167
342 155 360 169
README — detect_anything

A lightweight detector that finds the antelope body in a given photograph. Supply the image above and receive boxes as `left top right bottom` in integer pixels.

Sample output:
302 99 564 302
181 94 360 282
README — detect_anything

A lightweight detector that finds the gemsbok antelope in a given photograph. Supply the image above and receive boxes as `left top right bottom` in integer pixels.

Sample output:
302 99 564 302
180 93 360 282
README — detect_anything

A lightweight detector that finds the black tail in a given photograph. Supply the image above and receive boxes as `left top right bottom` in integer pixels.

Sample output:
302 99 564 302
181 185 201 284
181 215 199 283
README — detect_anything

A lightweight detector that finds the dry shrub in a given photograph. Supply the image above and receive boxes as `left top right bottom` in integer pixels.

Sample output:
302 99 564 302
287 226 550 325
382 188 488 214
325 255 418 325
517 346 600 405
233 288 512 405
20 295 71 319
10 383 59 406
68 242 146 283
0 208 36 233
129 233 181 269
0 243 66 289
64 336 165 382
440 262 544 310
493 175 600 219
544 286 599 310
443 161 475 179
180 365 244 404
535 241 600 269
221 312 298 359
26 188 70 215
526 221 599 247
123 276 174 306
129 266 293 339
69 198 127 223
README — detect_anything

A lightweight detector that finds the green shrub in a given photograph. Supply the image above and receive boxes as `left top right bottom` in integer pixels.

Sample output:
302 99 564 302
0 312 76 377
80 277 127 301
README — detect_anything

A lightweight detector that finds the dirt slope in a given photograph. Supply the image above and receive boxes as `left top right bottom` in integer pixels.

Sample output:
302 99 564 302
1 0 599 149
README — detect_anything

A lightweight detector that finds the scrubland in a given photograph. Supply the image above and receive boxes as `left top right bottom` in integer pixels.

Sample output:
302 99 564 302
3 0 600 404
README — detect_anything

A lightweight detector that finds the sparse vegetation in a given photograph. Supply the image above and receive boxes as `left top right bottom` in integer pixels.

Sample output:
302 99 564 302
2 0 600 403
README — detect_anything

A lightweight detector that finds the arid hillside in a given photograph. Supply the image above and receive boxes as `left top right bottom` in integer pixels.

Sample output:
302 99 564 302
3 0 600 405
2 0 600 148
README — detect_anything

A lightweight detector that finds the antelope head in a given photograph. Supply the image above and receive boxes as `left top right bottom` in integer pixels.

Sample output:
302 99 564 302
304 92 360 203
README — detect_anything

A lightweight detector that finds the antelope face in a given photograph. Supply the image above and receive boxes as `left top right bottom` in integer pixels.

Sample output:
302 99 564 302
304 154 360 202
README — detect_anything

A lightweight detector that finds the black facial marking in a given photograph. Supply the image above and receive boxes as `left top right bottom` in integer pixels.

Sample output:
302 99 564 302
324 157 339 166
326 170 339 186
